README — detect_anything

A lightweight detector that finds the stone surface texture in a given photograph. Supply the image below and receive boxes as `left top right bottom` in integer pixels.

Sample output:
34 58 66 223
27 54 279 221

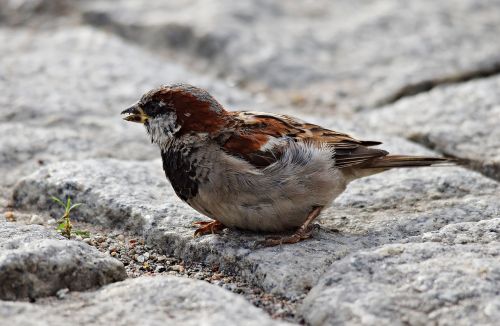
0 276 289 326
0 220 126 300
363 75 500 181
1 0 500 325
301 240 500 325
77 0 500 112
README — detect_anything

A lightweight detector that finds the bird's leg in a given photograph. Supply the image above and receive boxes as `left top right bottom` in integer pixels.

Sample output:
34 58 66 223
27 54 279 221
193 220 226 237
264 206 323 247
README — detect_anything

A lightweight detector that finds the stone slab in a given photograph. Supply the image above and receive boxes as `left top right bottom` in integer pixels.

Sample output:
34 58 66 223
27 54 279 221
0 220 126 300
301 232 500 325
0 276 289 326
363 75 500 181
77 0 500 112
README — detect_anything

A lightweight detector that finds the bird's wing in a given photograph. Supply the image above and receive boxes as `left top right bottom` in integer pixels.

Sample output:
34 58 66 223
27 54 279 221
219 111 388 169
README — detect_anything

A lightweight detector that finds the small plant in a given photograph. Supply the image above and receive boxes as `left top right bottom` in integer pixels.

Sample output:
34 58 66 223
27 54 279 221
51 196 82 239
74 230 91 238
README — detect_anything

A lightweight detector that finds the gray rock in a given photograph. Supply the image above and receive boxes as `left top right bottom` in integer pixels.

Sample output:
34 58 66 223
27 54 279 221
363 75 500 181
421 218 500 245
0 276 289 326
12 137 500 297
55 288 69 300
0 0 74 27
301 240 500 325
0 220 126 300
0 26 252 122
77 0 500 111
28 214 45 225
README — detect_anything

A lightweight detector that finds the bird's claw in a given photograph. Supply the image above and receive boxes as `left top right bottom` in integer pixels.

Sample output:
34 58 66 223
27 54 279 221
258 224 317 247
192 220 226 237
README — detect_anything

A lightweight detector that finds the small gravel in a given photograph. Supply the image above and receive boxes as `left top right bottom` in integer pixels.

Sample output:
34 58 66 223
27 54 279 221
76 221 303 323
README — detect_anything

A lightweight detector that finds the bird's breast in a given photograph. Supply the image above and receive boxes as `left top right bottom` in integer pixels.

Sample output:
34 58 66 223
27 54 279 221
160 144 203 202
185 142 348 232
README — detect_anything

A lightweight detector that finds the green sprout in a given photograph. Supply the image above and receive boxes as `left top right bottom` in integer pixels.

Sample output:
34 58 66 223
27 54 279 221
74 230 91 238
51 196 82 239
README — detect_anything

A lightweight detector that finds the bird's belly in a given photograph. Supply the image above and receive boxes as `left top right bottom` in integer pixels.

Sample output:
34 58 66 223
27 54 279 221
188 169 348 232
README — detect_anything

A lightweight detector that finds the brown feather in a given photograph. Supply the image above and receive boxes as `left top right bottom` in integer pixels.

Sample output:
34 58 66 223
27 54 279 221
220 111 450 171
334 146 389 168
360 155 451 169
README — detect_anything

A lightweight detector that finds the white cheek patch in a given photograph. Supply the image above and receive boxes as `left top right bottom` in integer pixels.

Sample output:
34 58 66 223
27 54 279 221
147 113 180 150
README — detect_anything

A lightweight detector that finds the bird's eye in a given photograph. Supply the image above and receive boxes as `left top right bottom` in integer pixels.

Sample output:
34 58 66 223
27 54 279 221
143 100 167 117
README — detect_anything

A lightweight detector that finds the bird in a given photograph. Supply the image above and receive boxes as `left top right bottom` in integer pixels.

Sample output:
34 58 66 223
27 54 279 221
121 83 451 246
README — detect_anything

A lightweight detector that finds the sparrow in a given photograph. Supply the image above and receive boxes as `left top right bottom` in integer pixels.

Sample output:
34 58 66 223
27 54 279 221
121 84 450 246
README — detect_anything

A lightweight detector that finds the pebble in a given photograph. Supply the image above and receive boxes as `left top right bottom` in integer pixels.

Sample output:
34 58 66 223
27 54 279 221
211 273 223 281
29 214 45 225
155 265 166 273
272 308 287 318
223 283 237 291
136 255 145 263
4 211 16 222
56 288 70 300
116 234 125 241
170 264 183 272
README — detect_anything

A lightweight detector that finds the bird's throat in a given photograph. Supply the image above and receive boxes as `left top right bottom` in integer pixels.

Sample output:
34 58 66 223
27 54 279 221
146 114 180 150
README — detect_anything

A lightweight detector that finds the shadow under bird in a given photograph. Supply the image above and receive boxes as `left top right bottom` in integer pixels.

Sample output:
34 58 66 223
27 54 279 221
121 84 451 246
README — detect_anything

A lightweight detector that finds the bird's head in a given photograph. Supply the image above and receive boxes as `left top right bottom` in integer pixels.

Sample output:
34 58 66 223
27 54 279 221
121 84 227 148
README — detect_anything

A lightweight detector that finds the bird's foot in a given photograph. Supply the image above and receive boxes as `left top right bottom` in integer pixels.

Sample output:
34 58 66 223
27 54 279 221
193 220 226 237
261 206 324 247
263 225 316 247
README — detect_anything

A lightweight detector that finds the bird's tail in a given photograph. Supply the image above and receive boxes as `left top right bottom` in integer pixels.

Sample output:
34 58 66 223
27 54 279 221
361 155 454 169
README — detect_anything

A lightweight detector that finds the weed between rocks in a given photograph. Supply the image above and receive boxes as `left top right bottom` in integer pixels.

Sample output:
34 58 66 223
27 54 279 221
51 196 86 239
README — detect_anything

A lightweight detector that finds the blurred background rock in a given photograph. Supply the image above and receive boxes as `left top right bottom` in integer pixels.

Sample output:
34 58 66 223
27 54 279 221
4 0 500 113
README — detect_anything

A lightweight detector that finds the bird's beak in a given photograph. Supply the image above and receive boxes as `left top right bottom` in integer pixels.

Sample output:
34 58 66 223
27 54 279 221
121 103 149 124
